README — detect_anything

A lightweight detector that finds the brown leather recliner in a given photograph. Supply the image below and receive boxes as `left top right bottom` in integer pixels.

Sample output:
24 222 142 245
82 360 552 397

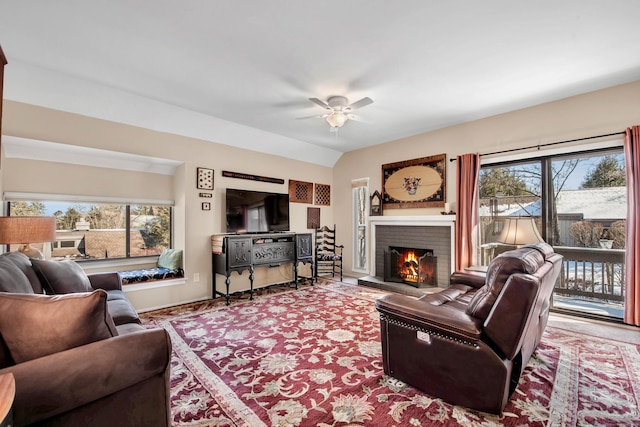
375 242 562 414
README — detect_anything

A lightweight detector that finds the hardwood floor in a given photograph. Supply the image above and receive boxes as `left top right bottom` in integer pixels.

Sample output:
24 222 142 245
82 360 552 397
547 312 640 344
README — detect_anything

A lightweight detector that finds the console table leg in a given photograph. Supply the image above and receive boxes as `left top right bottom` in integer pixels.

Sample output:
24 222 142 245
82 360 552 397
224 275 231 306
249 267 255 300
294 262 299 290
213 269 217 300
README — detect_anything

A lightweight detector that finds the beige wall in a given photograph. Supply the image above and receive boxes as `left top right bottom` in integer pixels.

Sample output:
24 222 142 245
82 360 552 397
1 101 333 311
2 80 639 308
333 80 640 275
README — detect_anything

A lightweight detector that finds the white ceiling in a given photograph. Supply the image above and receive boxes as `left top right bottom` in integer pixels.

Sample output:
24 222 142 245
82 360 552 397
2 1 640 167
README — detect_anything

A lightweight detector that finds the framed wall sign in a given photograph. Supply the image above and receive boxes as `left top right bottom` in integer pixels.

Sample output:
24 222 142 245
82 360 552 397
202 202 211 211
382 154 446 209
197 167 214 190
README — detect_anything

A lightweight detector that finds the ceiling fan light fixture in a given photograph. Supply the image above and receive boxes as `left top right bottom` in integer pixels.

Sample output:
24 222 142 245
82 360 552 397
326 111 348 128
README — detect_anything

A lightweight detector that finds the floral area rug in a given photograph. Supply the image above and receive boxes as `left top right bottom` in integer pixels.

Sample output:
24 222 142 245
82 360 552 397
141 280 640 426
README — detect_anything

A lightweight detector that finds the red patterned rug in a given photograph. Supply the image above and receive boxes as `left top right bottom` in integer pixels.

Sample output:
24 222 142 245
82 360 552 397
141 280 640 426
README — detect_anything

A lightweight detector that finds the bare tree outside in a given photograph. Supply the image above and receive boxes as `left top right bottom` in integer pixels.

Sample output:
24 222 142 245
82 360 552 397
9 201 46 216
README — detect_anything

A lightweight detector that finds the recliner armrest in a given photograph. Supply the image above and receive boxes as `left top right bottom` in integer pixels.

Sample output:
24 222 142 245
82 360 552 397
375 294 483 342
89 271 123 291
2 328 171 426
484 274 538 360
450 270 486 289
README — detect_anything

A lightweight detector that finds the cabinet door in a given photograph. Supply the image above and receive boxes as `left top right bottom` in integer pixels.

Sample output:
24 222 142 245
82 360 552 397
227 237 252 268
296 233 313 259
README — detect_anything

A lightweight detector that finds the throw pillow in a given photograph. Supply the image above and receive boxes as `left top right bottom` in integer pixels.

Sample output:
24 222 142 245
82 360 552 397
0 290 118 364
158 248 183 270
2 251 43 293
0 256 34 294
31 259 93 294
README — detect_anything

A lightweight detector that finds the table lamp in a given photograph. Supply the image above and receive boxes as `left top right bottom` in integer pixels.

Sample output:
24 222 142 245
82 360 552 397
497 216 544 247
0 216 57 259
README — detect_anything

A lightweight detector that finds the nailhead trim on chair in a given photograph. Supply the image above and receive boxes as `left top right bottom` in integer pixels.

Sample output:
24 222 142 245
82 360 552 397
380 313 479 348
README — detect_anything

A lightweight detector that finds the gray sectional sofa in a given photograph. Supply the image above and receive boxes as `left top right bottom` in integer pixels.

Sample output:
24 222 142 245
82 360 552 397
0 251 171 427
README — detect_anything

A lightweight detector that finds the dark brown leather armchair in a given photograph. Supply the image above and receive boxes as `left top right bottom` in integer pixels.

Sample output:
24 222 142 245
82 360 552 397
375 242 562 414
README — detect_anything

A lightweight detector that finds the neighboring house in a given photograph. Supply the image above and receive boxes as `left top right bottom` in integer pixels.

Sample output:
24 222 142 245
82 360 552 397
480 187 626 246
52 229 154 260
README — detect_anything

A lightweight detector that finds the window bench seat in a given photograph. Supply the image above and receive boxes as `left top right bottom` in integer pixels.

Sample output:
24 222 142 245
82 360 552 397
120 267 184 285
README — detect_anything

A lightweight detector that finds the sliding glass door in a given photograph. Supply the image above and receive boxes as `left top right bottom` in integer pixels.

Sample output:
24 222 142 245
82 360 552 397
478 147 626 321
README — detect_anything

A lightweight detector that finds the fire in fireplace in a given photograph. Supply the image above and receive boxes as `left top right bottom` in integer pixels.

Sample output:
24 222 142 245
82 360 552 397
383 246 437 288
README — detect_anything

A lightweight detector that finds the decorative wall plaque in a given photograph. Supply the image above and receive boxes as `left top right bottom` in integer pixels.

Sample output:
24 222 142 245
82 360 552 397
382 154 446 209
314 183 331 206
289 180 313 204
222 170 285 184
197 167 214 190
307 207 320 229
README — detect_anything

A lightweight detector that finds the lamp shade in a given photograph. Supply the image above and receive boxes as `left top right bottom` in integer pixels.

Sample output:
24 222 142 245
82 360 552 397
497 217 544 246
0 216 57 244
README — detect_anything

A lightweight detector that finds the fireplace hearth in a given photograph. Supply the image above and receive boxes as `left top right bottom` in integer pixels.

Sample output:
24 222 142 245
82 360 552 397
384 246 437 288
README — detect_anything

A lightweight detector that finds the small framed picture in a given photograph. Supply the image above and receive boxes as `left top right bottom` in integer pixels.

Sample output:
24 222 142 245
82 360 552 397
197 167 214 190
202 202 211 211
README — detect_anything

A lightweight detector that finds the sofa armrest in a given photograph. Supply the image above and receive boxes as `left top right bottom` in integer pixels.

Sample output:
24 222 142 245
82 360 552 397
450 270 486 289
375 293 483 342
89 271 123 291
1 328 171 426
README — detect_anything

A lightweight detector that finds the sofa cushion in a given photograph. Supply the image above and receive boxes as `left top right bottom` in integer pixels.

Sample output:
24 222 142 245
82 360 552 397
466 247 545 320
157 248 182 270
107 299 141 325
115 322 146 335
0 290 118 363
0 256 34 294
1 251 43 293
31 259 93 294
119 266 184 284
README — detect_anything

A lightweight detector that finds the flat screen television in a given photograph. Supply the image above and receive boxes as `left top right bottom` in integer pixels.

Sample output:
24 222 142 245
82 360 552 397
225 188 290 233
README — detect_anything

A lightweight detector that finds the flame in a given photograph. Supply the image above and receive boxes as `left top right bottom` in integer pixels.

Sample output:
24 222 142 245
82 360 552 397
398 250 420 282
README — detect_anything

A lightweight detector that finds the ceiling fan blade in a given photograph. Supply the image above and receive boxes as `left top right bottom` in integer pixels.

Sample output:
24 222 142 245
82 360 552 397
309 98 330 109
296 114 328 120
347 97 373 110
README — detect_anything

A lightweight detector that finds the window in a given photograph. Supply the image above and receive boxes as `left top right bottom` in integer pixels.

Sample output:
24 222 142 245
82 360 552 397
478 146 626 320
478 160 542 264
352 179 369 273
8 201 172 261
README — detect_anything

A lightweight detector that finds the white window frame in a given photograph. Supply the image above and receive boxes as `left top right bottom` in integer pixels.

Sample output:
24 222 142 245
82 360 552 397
352 178 369 274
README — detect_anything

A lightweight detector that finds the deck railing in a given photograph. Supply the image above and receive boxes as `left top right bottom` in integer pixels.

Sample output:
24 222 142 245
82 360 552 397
552 246 625 303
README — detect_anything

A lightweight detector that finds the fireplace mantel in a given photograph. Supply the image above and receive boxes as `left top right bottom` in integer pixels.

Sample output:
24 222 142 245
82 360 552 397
369 215 455 280
370 215 455 227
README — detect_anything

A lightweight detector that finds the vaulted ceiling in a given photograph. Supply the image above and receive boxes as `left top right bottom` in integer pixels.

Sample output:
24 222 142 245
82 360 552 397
2 1 640 166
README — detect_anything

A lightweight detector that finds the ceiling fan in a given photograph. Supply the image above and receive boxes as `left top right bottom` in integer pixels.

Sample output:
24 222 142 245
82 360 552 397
298 96 373 130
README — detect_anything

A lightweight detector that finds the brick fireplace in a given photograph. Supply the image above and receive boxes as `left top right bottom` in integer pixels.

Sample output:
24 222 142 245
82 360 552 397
369 216 454 288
